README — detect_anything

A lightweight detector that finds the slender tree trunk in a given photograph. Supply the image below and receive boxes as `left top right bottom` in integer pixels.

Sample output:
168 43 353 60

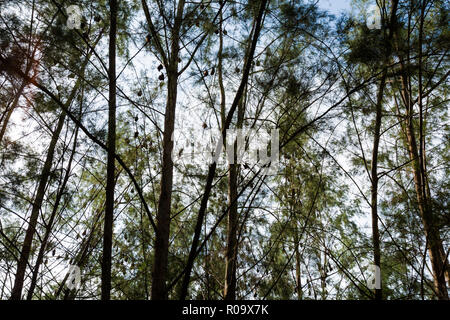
152 69 177 300
391 0 447 299
178 0 268 300
219 4 239 298
26 123 79 299
0 81 27 145
218 2 226 129
56 206 104 299
26 34 99 299
224 128 240 299
294 218 303 300
10 112 67 300
224 164 238 300
151 0 185 300
101 0 117 300
369 0 398 300
405 112 448 300
398 71 448 300
223 22 246 298
320 250 327 299
416 0 450 293
370 71 387 301
9 64 86 299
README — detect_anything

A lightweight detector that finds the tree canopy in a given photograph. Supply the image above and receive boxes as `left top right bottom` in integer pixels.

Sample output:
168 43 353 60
0 0 448 300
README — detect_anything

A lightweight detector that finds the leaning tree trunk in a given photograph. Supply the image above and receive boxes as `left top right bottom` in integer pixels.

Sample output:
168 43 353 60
26 122 79 299
405 111 448 300
9 65 86 299
10 110 67 299
178 0 268 300
0 39 39 146
0 81 27 145
26 33 99 299
416 0 450 291
390 0 447 299
398 71 448 300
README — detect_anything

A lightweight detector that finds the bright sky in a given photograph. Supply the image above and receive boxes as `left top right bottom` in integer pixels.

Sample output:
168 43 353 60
317 0 352 14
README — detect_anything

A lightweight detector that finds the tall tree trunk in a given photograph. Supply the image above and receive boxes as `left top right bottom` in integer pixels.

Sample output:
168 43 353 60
217 1 226 129
405 109 448 300
293 188 303 300
369 0 398 300
9 62 86 299
218 3 239 298
391 0 447 299
10 111 67 299
223 9 246 297
320 249 328 300
56 206 104 299
416 0 450 293
26 123 79 299
178 0 268 300
26 34 98 299
370 71 387 301
224 163 238 300
398 71 448 300
294 231 302 300
223 101 244 300
151 0 185 300
101 0 117 300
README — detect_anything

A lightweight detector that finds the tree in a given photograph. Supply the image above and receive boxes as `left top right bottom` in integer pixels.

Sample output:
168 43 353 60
101 0 118 300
